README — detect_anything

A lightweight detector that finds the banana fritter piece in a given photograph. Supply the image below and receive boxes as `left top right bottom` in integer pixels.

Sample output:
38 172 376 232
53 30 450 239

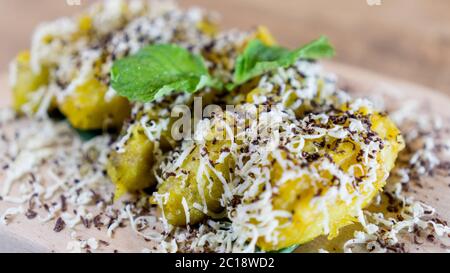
107 124 156 198
11 51 51 115
59 78 131 130
258 111 404 250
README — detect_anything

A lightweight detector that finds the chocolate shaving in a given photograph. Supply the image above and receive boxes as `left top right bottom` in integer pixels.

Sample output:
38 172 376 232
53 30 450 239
81 216 92 229
25 210 37 220
53 217 66 232
60 195 67 212
93 215 103 230
99 240 110 247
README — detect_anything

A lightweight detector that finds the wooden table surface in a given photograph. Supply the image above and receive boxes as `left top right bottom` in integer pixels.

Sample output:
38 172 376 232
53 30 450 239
0 0 449 95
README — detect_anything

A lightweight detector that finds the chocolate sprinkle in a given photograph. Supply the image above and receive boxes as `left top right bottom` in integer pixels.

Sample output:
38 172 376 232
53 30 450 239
53 217 66 233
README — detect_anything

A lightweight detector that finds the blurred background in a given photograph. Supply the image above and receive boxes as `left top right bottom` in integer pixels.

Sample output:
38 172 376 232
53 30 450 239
0 0 449 94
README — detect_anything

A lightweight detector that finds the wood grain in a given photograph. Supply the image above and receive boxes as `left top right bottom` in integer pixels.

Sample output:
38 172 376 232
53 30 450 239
1 62 450 252
0 0 449 95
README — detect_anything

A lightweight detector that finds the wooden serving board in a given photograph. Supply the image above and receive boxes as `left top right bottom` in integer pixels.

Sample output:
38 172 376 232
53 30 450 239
0 62 450 253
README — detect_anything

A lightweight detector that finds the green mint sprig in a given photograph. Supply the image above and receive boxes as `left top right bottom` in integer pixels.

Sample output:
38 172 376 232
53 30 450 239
111 37 334 103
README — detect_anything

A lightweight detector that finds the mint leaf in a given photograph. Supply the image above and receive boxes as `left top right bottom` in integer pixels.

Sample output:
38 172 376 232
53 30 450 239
75 128 102 141
255 244 300 253
111 44 214 103
111 37 335 100
232 36 335 87
275 244 299 253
